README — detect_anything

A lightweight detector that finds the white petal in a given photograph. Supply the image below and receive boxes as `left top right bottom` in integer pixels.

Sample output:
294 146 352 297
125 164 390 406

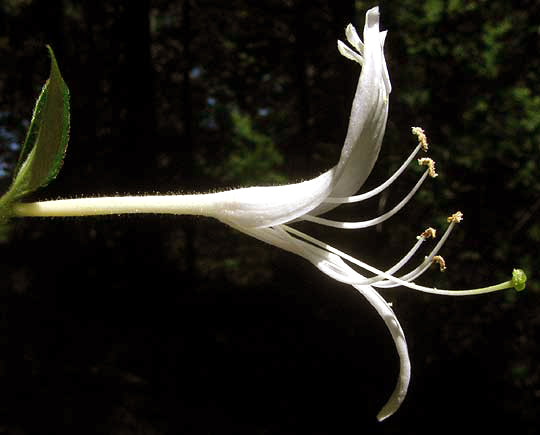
379 31 391 94
310 7 391 218
333 6 390 195
355 283 410 422
345 23 364 54
337 40 363 65
231 224 411 420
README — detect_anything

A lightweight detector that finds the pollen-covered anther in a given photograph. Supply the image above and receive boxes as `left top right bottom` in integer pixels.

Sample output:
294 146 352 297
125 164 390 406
447 211 464 223
412 126 429 152
432 255 446 272
418 157 438 178
419 227 436 240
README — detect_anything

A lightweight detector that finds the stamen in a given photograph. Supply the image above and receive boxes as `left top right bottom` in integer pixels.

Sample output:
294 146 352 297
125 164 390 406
418 157 438 178
281 224 518 296
305 168 430 229
324 144 423 204
376 215 461 287
448 211 463 223
419 227 436 240
411 126 429 152
433 255 446 272
307 225 439 288
356 230 429 285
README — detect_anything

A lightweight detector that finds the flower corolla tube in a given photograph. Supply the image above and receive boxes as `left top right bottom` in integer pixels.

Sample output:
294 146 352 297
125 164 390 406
14 6 526 421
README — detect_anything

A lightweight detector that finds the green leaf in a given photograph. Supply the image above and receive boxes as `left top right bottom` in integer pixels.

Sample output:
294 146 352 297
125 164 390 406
11 45 70 198
0 45 70 218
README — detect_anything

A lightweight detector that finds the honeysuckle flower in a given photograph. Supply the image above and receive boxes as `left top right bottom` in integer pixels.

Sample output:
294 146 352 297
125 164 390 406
13 6 526 421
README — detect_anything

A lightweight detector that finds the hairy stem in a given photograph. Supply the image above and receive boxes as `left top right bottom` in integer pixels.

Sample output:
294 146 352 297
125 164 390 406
13 195 217 218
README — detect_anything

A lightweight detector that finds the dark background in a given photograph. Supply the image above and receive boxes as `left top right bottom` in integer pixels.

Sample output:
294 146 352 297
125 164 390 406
1 1 539 434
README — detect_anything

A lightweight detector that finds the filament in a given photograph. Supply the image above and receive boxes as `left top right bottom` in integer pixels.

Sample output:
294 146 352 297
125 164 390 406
354 231 428 286
281 224 510 296
304 168 430 229
375 219 459 288
324 143 423 204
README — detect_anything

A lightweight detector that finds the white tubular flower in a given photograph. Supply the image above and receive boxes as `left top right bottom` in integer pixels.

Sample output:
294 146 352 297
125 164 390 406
13 7 415 421
14 5 526 422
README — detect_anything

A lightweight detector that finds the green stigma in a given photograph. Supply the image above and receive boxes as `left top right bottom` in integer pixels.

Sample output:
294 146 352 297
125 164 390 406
512 268 527 292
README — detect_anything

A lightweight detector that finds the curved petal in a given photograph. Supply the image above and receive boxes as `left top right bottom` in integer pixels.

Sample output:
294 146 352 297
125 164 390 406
353 284 410 421
229 223 411 421
333 7 391 195
310 7 391 217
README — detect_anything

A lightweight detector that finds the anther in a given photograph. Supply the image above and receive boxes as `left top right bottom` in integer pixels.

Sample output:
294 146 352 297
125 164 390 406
418 157 438 178
412 126 429 152
447 211 463 223
433 255 446 272
419 227 436 240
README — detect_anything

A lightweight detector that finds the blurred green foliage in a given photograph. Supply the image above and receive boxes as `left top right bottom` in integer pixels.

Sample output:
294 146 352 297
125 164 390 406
198 108 286 185
384 0 540 295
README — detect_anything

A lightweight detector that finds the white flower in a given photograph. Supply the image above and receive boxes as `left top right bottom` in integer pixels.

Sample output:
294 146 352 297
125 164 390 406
14 5 525 422
213 7 412 420
196 7 515 420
